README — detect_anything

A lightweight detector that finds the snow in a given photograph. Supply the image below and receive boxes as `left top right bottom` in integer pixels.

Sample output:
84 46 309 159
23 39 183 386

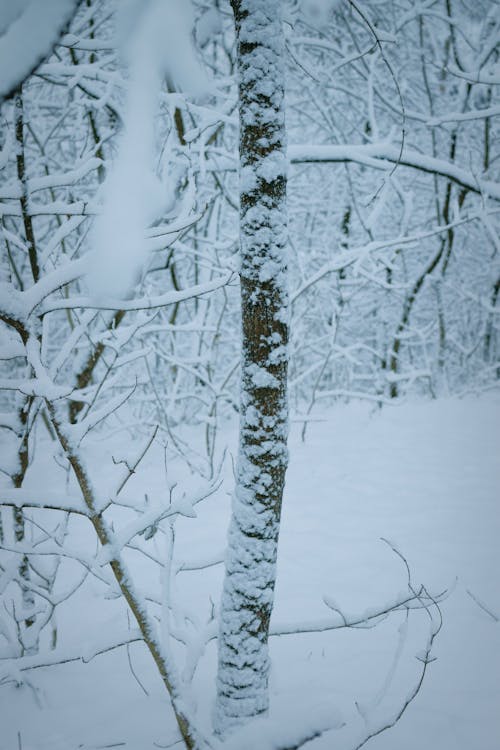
247 363 280 389
85 8 166 299
28 158 102 194
196 7 222 49
300 0 343 26
1 395 499 749
118 0 205 94
86 0 206 300
0 2 27 37
43 271 233 315
0 0 80 101
288 143 500 201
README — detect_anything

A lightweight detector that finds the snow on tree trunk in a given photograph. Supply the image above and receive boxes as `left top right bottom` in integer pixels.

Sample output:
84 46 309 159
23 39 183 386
215 0 289 736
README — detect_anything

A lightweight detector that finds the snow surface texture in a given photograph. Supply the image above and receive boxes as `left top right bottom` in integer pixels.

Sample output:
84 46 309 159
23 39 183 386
86 0 206 299
2 396 499 750
0 0 80 101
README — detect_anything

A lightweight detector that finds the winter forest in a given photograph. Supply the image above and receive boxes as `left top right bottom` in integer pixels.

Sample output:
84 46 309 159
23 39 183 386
0 0 499 748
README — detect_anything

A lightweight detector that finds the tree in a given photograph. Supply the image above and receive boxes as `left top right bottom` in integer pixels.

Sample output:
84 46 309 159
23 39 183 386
215 0 289 735
1 1 496 749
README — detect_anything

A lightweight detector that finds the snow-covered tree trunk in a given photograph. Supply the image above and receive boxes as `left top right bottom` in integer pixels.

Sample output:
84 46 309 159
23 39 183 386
215 0 289 735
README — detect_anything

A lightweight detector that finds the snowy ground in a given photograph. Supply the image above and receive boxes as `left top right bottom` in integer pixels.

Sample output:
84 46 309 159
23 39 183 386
1 395 499 750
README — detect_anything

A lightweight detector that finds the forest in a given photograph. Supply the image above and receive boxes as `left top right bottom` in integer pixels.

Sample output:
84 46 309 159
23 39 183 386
0 1 499 749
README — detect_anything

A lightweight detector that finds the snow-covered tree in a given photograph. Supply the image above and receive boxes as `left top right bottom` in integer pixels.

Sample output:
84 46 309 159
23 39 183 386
0 1 498 749
215 0 289 735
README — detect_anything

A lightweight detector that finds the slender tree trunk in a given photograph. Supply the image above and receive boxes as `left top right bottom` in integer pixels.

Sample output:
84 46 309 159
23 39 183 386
12 92 37 638
215 0 289 736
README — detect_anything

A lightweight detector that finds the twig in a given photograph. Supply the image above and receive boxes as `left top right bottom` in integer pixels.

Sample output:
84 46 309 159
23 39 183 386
466 589 499 622
125 611 149 696
347 0 406 198
114 425 159 497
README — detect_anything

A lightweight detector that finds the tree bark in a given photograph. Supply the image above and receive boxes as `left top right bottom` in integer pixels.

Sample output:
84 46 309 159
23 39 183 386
215 0 289 736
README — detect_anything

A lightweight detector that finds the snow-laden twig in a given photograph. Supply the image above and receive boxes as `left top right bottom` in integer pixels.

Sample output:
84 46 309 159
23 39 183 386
39 271 234 315
0 0 82 101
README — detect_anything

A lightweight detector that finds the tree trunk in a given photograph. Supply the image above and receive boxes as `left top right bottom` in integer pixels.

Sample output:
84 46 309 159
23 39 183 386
215 0 289 736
